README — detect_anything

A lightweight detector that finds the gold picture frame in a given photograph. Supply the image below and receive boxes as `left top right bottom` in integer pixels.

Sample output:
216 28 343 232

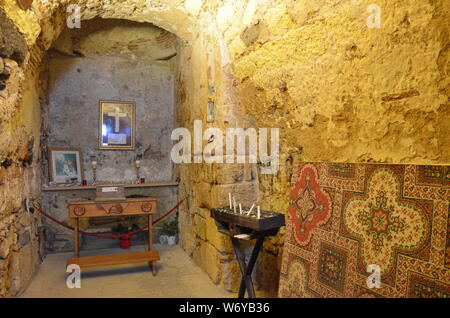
48 147 84 184
99 100 136 150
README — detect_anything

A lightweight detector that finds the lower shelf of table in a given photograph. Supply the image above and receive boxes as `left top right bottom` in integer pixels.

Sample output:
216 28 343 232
67 250 160 269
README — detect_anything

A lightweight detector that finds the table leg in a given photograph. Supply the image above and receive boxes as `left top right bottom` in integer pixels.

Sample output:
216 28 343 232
74 218 79 258
244 237 264 297
231 237 265 298
148 214 157 276
231 238 251 298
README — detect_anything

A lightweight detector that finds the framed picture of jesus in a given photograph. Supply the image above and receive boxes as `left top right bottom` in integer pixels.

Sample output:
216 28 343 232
48 148 84 184
99 100 136 150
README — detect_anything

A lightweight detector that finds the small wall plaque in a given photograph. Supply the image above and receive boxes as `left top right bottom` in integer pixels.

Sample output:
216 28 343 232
95 185 126 201
17 0 33 10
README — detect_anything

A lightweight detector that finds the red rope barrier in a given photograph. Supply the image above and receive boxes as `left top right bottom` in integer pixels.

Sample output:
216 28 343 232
37 199 185 240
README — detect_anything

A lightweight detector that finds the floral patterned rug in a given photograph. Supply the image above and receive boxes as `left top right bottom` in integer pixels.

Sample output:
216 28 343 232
279 163 450 298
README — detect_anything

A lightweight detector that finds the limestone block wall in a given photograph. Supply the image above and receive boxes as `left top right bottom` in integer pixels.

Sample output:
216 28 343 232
0 9 43 297
174 35 261 291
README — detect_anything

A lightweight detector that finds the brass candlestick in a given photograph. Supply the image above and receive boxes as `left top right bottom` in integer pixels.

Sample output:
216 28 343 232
134 160 141 184
92 161 97 185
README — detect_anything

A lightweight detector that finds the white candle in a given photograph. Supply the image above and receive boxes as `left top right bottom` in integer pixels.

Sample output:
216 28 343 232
229 193 232 209
257 206 261 219
239 204 242 214
233 197 237 214
247 204 255 215
92 161 97 167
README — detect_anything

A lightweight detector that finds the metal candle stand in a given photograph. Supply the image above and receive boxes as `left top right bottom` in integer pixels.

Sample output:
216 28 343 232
134 160 141 184
210 207 285 298
91 161 97 185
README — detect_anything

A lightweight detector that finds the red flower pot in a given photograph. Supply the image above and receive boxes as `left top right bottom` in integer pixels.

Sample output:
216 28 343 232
119 235 132 249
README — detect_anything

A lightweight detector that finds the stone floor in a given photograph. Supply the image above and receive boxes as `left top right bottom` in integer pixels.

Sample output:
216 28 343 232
20 244 235 298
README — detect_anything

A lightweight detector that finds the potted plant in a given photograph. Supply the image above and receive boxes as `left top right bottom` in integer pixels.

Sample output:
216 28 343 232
160 219 178 245
113 222 139 249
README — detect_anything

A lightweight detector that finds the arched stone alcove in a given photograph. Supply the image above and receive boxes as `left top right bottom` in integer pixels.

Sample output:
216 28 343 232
1 0 250 297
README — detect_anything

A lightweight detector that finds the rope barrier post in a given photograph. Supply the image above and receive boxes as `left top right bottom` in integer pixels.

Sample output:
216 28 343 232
148 214 157 276
74 218 79 258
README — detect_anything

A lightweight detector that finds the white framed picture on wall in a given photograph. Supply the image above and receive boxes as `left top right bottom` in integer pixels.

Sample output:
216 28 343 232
48 148 84 184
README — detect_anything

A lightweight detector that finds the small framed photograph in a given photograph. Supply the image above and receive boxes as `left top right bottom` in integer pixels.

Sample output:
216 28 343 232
48 148 84 184
99 100 136 150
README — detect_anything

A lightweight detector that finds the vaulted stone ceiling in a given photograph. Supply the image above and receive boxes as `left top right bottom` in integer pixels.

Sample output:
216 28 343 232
51 18 178 61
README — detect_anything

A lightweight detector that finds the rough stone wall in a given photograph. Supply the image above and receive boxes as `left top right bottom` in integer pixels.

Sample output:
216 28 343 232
232 0 449 164
0 8 43 297
174 34 259 292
